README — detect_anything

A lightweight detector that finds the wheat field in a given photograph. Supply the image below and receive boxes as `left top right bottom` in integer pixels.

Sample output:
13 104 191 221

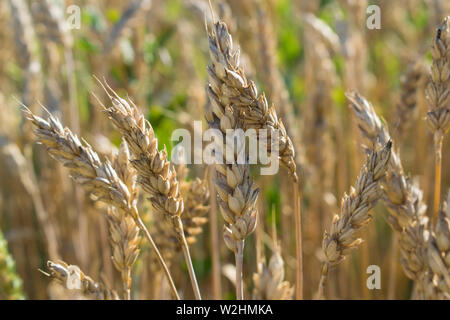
0 0 449 300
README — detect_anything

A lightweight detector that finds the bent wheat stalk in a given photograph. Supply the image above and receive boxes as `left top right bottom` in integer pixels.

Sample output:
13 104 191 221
98 82 201 300
317 142 391 299
24 108 180 300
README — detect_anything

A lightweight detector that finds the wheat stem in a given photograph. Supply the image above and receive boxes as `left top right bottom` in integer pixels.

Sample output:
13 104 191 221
433 132 443 224
317 263 328 300
178 217 202 300
235 240 245 300
208 166 222 299
293 183 303 299
134 215 180 300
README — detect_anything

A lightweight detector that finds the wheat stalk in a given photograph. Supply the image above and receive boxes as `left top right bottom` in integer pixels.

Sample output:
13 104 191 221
318 141 391 299
97 81 201 299
24 107 179 300
43 260 118 300
348 91 431 296
426 17 450 224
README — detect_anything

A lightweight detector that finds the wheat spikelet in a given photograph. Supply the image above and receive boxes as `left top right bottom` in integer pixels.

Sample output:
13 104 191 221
44 260 119 300
98 82 201 299
318 141 391 298
0 230 25 300
348 91 430 292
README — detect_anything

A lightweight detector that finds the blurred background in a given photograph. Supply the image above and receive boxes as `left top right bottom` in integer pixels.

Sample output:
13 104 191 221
0 0 449 299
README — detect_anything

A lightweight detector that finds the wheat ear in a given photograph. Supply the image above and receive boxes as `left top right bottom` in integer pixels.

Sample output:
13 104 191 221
206 20 259 300
24 108 179 300
98 82 201 300
317 142 392 299
348 91 430 295
426 17 450 224
43 260 118 300
108 140 141 300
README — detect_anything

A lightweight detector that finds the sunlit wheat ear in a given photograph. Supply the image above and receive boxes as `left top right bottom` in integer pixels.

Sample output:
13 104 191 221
24 107 179 300
97 80 201 299
206 20 297 182
206 19 259 300
426 17 450 224
43 260 119 300
318 142 391 299
348 91 430 295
